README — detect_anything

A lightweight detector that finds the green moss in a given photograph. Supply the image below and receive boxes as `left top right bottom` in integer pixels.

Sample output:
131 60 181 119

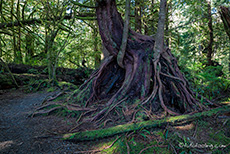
209 131 230 145
62 105 230 141
100 136 170 154
46 87 56 92
58 81 78 90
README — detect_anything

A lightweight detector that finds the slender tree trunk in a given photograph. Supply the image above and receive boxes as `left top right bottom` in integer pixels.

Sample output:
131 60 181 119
25 33 34 63
45 9 52 81
47 30 59 82
165 1 171 47
16 0 22 63
11 0 17 63
0 36 2 57
206 1 213 66
144 19 148 35
154 0 166 57
0 0 3 57
151 0 155 34
135 0 142 33
0 0 6 22
93 22 101 68
117 0 130 68
44 1 56 83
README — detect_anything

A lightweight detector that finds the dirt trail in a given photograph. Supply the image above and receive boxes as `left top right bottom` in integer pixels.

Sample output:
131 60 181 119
0 90 88 154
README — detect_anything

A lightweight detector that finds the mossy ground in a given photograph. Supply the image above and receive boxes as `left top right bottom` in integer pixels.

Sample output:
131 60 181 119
30 84 229 153
74 115 229 154
12 76 228 154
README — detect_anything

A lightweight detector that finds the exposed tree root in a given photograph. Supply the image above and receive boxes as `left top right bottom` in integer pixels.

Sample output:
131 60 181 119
62 105 230 141
139 145 167 154
31 102 97 118
66 47 214 127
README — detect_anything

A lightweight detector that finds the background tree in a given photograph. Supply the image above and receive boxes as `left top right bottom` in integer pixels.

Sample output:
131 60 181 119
219 6 230 72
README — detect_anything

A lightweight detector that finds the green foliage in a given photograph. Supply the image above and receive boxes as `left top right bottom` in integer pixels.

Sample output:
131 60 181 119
25 78 78 92
28 68 39 74
181 62 230 100
170 0 230 101
0 74 15 88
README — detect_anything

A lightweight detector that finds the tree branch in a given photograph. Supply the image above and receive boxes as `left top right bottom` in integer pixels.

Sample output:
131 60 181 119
0 14 96 29
70 0 96 8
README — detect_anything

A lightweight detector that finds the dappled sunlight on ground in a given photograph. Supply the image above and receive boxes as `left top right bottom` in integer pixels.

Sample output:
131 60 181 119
0 140 15 151
174 123 195 130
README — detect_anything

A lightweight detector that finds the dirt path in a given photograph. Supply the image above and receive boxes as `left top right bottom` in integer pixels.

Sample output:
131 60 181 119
0 90 88 154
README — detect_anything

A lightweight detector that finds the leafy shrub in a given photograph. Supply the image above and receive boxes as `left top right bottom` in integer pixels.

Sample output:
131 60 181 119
182 63 230 100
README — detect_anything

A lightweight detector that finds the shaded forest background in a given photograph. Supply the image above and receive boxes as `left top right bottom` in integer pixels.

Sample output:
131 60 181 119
0 0 229 101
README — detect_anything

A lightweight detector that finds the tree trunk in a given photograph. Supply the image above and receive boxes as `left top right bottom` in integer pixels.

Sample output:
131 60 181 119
154 0 166 57
219 6 230 72
165 1 171 47
25 33 34 63
44 1 59 84
72 0 208 124
117 0 130 68
11 0 17 63
206 1 214 66
135 0 142 33
92 22 101 68
220 6 230 40
16 0 22 63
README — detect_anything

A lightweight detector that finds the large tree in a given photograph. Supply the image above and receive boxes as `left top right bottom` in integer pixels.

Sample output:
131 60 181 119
219 6 230 72
70 0 210 123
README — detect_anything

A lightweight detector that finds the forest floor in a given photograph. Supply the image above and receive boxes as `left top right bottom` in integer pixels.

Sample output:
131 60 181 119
0 88 229 154
0 89 97 154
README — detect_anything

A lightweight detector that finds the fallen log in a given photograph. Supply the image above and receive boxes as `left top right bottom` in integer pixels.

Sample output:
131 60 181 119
0 63 93 87
62 104 230 141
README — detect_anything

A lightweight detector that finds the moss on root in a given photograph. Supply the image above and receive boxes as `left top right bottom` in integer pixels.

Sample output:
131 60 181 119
62 104 230 141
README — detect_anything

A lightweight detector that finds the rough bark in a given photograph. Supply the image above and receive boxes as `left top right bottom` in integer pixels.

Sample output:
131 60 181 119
117 0 130 68
70 0 210 125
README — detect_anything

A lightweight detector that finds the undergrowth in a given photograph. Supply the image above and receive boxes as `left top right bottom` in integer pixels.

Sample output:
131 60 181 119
24 79 78 93
181 62 230 100
86 117 229 154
